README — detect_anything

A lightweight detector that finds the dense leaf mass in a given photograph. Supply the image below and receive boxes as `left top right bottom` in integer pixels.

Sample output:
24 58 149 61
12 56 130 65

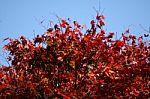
0 15 150 98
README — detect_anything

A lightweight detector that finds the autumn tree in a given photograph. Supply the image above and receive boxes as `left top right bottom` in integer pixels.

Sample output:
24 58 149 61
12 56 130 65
0 14 149 98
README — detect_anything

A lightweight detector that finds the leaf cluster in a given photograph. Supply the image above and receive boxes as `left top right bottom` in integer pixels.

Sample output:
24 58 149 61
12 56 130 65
0 15 150 98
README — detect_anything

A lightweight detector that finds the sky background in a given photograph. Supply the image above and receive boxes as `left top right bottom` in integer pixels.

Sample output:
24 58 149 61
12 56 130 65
0 0 150 65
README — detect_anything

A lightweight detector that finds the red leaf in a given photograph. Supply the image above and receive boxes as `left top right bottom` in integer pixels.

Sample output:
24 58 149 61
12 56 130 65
96 15 105 20
90 20 95 26
116 40 125 47
99 80 104 84
100 20 105 27
74 21 81 28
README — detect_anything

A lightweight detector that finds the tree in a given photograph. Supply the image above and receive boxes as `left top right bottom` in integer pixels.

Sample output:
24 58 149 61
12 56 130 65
0 14 149 98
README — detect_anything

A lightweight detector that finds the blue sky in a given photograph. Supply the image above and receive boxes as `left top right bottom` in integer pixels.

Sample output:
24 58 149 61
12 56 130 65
0 0 150 65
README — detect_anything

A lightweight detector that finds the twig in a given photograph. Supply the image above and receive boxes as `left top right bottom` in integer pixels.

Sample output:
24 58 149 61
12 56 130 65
139 24 150 34
34 16 47 30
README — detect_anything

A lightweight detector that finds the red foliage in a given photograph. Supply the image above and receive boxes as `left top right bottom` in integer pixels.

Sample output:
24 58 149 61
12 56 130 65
0 15 150 98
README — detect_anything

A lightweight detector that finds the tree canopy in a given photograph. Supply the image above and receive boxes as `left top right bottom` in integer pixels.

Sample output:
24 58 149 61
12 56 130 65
0 14 150 98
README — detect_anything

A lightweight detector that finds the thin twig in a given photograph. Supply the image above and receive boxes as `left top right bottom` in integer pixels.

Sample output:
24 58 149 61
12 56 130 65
34 16 47 30
139 24 150 33
54 13 64 33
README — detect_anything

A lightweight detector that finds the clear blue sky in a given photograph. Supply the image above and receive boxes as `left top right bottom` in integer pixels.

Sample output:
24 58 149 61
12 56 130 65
0 0 150 65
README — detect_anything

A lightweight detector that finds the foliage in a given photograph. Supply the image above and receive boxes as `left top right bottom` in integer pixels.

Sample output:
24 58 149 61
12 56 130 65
0 15 150 98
